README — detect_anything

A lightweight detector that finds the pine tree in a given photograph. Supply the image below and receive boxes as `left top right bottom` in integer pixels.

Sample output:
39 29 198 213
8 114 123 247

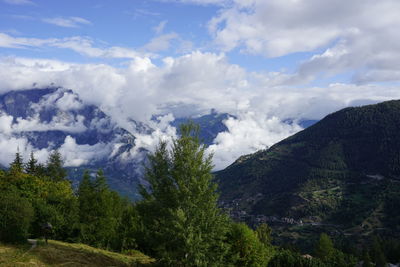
78 171 95 244
78 170 121 249
92 169 118 249
10 149 23 174
25 152 38 174
314 233 335 260
255 223 272 246
46 150 67 180
138 122 230 266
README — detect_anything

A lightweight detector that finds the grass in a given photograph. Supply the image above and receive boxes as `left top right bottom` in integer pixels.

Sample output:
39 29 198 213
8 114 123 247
0 240 155 266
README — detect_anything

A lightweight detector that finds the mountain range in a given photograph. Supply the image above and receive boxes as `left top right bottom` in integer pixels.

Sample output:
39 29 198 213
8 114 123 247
1 88 294 198
2 87 399 249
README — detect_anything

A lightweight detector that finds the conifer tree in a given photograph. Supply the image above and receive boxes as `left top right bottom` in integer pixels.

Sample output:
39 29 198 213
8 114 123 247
314 233 335 260
46 150 67 180
138 122 229 266
255 223 272 246
25 152 37 174
78 170 121 249
10 149 23 174
78 171 95 244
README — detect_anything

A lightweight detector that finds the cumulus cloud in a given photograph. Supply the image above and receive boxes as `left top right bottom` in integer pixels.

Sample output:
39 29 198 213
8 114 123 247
1 52 400 169
59 136 111 167
207 114 302 170
55 91 83 111
207 0 400 83
42 17 92 28
0 135 45 166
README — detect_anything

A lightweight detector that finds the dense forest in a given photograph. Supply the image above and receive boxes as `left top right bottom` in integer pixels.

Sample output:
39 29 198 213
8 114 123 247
1 123 399 266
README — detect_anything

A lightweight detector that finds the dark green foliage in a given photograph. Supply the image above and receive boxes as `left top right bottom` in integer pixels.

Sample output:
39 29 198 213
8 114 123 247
314 233 334 260
361 249 373 267
0 151 136 254
256 223 273 246
370 236 387 267
226 222 273 267
10 150 24 174
138 122 230 266
312 233 357 267
114 204 140 251
78 170 124 249
46 150 67 180
381 238 400 264
25 152 38 174
268 250 325 267
0 189 34 243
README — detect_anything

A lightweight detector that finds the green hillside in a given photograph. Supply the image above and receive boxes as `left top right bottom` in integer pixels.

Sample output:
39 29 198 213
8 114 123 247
216 100 400 246
0 239 154 266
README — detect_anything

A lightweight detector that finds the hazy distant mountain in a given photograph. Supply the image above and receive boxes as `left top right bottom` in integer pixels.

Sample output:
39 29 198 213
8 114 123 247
0 88 144 198
0 87 320 200
171 110 232 146
0 88 238 198
216 100 400 246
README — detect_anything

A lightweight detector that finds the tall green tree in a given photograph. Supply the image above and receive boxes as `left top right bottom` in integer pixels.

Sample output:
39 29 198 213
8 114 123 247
226 222 273 267
0 189 34 243
10 149 24 174
138 123 230 266
255 223 272 246
46 150 67 180
78 170 122 249
314 233 335 260
25 152 38 174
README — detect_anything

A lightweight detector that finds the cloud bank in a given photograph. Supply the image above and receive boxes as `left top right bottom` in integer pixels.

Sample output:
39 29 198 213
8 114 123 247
0 51 399 169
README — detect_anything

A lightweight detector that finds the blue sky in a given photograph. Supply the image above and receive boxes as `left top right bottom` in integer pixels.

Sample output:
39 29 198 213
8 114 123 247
0 0 325 73
1 0 400 168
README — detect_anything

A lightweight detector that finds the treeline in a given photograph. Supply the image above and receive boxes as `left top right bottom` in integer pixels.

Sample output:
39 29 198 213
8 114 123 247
0 150 135 251
0 124 399 266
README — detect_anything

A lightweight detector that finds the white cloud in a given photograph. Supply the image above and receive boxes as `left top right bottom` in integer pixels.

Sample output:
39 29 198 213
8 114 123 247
0 107 87 134
0 33 144 59
59 136 111 167
207 0 400 83
208 114 302 170
143 33 179 52
3 0 34 5
153 20 168 35
55 92 83 111
0 135 46 166
1 53 400 169
42 17 92 28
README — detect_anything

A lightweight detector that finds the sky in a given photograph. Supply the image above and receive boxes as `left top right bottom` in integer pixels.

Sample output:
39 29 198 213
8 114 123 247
1 0 400 169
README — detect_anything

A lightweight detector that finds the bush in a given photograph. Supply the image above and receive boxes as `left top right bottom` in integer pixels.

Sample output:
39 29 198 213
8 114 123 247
226 222 273 266
0 190 34 243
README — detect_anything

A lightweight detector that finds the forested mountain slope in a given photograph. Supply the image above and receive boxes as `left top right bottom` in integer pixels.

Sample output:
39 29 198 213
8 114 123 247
216 100 400 241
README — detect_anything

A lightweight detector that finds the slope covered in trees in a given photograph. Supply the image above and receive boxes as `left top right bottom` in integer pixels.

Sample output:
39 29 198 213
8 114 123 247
216 100 400 247
1 121 399 266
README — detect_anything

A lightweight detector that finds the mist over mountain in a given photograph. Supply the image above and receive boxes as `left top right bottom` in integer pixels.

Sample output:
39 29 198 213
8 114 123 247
0 87 322 198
